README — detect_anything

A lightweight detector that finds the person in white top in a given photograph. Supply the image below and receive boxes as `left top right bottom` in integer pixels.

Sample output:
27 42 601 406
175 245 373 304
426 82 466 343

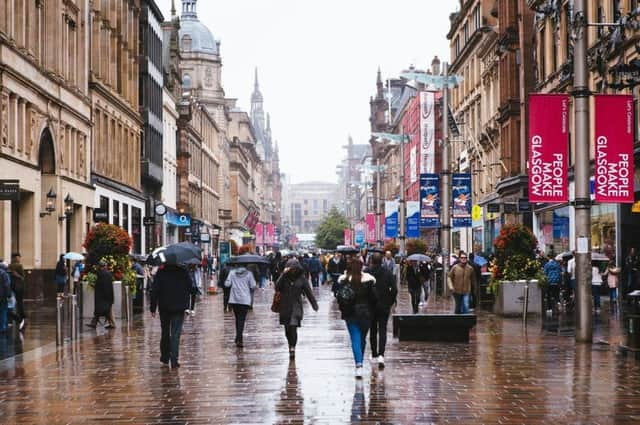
591 262 603 313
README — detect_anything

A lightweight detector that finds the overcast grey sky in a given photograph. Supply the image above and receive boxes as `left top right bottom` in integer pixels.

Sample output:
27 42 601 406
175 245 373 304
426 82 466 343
156 0 456 183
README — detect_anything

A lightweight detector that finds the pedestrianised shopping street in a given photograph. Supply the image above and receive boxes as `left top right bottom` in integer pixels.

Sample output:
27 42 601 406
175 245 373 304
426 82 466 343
1 287 640 424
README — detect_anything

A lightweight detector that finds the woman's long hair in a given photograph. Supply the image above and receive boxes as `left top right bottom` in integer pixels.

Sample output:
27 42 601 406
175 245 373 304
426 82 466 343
346 259 362 285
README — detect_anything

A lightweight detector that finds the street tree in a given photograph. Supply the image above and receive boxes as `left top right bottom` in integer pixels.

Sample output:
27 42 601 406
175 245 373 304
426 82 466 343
315 207 350 250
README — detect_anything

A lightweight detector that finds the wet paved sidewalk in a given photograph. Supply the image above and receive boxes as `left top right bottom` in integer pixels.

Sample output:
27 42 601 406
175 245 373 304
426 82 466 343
1 285 640 424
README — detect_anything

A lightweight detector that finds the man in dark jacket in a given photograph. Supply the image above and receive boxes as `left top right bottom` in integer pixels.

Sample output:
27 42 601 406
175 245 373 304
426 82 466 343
327 252 347 295
217 263 232 312
406 260 427 314
366 253 397 369
87 260 115 329
150 264 192 368
8 252 26 330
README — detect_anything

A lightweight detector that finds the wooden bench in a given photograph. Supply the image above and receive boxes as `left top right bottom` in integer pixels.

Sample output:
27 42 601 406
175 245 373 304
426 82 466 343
392 314 477 343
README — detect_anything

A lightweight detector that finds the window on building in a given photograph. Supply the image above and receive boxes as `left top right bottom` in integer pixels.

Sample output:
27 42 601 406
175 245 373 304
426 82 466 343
132 207 142 254
464 22 469 43
112 200 120 227
122 203 129 233
100 196 109 214
474 5 481 31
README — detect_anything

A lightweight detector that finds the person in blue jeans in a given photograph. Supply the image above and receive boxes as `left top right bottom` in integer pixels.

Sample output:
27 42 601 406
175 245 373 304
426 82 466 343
543 255 563 312
447 253 476 314
338 259 377 378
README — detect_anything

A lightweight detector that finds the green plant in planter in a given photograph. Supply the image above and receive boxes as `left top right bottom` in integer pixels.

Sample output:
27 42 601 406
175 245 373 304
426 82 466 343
489 224 546 293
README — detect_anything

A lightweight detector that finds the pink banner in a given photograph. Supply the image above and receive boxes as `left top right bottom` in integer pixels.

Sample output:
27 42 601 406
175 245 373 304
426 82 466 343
255 222 264 245
267 224 275 245
595 95 634 203
344 229 352 246
528 94 569 203
366 213 376 243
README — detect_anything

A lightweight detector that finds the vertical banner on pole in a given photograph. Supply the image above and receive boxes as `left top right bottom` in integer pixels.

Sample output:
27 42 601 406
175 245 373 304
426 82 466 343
420 91 436 173
452 173 472 228
528 94 569 203
594 94 635 203
267 224 275 245
420 173 440 228
365 213 376 243
344 229 351 246
255 222 263 246
406 201 420 238
354 222 365 246
384 201 399 239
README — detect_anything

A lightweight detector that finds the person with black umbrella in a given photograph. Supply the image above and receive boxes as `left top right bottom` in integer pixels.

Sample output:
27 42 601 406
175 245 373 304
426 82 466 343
150 263 192 368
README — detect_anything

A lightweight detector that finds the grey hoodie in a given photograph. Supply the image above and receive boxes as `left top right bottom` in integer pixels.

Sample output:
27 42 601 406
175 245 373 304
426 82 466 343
225 267 256 306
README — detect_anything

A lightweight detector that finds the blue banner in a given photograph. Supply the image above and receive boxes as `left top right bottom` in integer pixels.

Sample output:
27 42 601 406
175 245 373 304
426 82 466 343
420 174 440 228
406 201 420 238
354 222 365 246
384 201 399 238
452 173 472 228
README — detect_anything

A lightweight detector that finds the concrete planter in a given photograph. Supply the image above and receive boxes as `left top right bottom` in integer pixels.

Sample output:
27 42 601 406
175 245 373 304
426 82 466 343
80 280 132 320
493 280 542 317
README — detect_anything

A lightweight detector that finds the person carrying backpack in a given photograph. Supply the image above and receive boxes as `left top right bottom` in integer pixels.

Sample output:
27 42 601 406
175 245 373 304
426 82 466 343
337 259 377 378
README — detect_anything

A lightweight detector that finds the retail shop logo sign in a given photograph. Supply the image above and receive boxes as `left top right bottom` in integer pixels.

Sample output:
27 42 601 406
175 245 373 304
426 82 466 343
528 94 568 203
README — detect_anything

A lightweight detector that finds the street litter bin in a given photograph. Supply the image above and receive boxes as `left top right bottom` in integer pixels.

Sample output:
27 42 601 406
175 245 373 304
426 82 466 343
625 292 640 351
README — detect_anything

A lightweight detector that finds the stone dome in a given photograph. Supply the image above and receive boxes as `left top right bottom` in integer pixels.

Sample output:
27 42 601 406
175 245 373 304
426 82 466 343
178 0 218 55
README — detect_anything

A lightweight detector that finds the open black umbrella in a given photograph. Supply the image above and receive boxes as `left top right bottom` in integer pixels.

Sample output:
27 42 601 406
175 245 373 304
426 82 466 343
227 254 271 265
148 242 201 266
407 253 432 262
336 245 359 255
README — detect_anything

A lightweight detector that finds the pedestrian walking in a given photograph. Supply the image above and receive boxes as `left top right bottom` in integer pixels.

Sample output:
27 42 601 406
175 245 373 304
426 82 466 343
54 255 67 297
218 263 232 312
405 260 424 314
338 259 377 378
275 259 319 359
225 265 257 347
328 252 346 295
309 254 322 288
366 253 397 369
592 262 603 314
543 255 562 313
603 261 621 304
186 264 202 315
0 261 12 334
382 251 395 274
447 252 476 314
87 260 116 329
150 264 192 368
8 252 26 331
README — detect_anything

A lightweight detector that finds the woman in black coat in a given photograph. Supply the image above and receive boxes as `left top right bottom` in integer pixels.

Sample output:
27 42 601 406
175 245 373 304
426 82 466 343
88 260 115 329
275 259 319 359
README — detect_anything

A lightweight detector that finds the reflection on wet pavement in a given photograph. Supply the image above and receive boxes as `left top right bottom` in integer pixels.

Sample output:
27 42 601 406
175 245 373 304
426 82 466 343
1 285 640 423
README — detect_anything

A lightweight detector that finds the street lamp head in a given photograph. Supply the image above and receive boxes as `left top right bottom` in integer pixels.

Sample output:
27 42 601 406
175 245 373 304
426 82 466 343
64 193 74 216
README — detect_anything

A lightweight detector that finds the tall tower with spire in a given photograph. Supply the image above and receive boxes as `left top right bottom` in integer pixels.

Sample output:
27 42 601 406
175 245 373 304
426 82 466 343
250 68 269 161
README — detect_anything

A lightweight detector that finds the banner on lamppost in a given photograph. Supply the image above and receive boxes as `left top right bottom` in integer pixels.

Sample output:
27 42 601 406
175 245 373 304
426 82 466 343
344 228 352 246
384 200 399 238
354 222 365 246
420 91 436 174
420 173 440 228
452 173 472 228
266 224 275 245
406 201 420 238
594 94 635 203
528 94 569 203
365 213 376 243
255 222 264 245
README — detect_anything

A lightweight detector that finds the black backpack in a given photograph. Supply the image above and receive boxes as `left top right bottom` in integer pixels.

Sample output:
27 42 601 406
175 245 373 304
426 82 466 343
336 281 356 314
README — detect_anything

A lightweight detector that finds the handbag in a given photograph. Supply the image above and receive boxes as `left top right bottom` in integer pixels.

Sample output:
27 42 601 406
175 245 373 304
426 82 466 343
271 291 282 313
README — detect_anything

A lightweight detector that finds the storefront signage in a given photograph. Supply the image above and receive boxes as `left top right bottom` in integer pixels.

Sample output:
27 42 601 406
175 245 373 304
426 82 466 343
420 92 436 173
518 198 531 213
243 207 260 231
503 203 517 214
199 233 211 243
406 201 420 238
166 211 191 227
419 173 440 228
594 94 635 203
471 205 482 221
528 94 569 203
219 241 231 266
93 208 109 223
487 203 500 213
143 216 156 226
452 173 472 228
384 200 399 238
0 180 19 200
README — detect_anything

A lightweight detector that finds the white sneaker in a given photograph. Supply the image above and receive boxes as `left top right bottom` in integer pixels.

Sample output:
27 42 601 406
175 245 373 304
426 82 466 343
378 356 385 369
370 355 378 364
355 365 363 378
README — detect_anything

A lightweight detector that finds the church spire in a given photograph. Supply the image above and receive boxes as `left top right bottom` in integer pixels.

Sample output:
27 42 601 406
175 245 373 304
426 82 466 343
266 113 271 131
254 67 259 91
171 0 176 17
376 67 384 100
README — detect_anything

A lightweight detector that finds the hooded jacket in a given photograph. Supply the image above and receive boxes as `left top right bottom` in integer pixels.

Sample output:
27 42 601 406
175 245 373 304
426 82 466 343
225 267 256 306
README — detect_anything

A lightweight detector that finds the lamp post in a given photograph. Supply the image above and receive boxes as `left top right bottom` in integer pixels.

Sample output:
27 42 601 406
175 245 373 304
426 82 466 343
372 132 409 255
441 62 451 296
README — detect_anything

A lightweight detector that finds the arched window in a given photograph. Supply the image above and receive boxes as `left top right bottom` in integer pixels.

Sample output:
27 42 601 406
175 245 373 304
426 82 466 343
38 128 56 174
